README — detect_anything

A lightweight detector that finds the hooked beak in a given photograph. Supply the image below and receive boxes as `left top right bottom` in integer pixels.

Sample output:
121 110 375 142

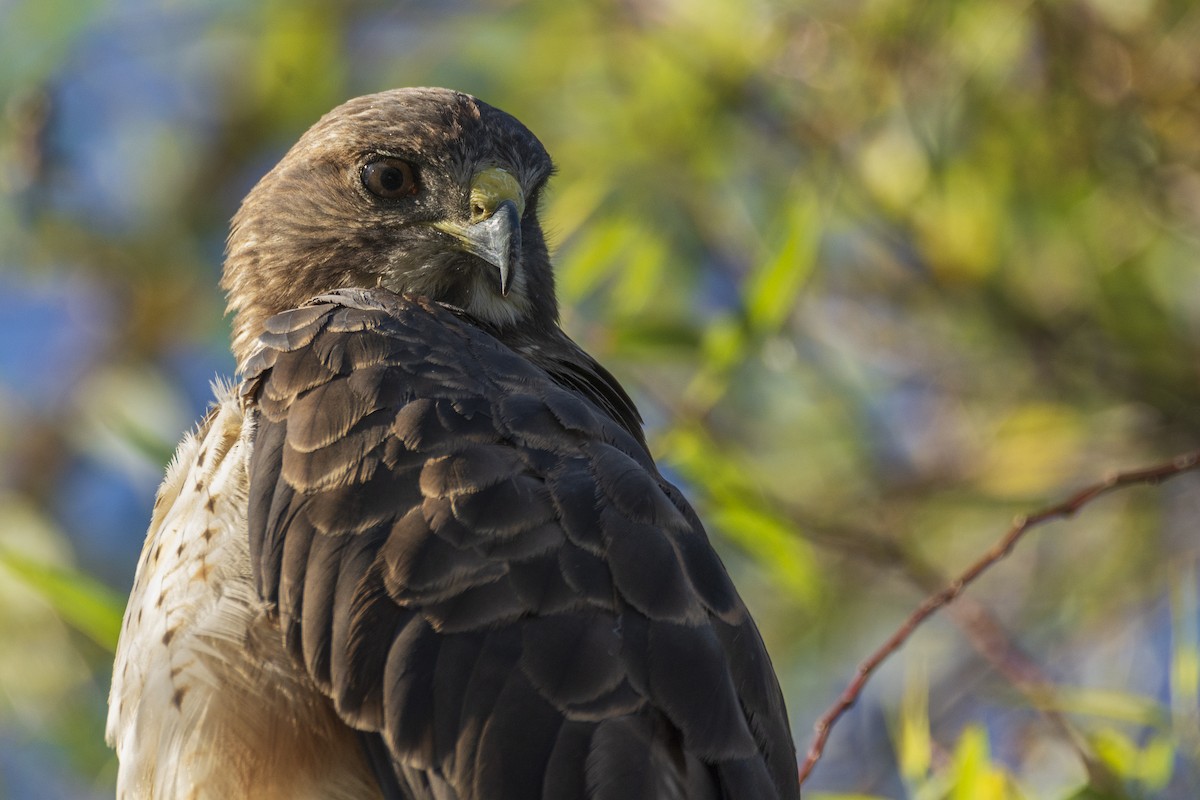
434 167 524 297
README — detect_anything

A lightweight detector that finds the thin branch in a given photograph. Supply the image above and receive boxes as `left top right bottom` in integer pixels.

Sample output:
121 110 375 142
798 449 1200 786
792 507 1118 785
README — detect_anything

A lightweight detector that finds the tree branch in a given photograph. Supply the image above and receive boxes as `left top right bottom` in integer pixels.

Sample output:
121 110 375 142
798 449 1200 785
789 507 1119 785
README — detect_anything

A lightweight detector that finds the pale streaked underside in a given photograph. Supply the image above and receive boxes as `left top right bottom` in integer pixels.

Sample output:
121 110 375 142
106 384 382 799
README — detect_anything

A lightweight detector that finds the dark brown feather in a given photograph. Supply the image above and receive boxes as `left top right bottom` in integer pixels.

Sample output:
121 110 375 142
244 289 799 800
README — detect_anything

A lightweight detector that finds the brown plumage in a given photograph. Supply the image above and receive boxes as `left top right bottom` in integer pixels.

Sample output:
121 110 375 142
108 87 800 800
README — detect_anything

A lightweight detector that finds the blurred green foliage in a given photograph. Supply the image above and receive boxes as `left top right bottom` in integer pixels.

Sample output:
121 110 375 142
2 0 1200 796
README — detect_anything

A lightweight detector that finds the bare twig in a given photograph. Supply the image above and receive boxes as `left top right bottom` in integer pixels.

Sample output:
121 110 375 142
792 508 1118 784
797 449 1200 785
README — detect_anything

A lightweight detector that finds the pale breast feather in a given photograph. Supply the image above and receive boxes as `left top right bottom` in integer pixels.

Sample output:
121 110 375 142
106 383 383 800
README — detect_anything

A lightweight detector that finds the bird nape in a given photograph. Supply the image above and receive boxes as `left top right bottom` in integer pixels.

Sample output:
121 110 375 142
107 87 801 800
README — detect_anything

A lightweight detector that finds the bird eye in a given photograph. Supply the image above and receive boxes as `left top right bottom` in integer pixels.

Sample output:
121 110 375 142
362 158 417 199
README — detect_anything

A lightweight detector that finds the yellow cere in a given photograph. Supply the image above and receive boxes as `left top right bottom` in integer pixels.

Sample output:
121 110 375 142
469 167 525 220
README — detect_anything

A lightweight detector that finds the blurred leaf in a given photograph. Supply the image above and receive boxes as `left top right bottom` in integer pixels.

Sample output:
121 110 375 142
707 502 821 606
558 215 634 303
744 195 819 335
858 124 931 211
1091 727 1176 792
661 426 822 606
610 318 702 358
1042 688 1167 728
950 726 1020 800
1138 735 1176 791
70 364 192 474
542 176 609 254
252 0 346 126
914 164 1004 282
612 224 669 315
1092 729 1139 778
683 316 747 411
0 547 123 652
976 403 1085 498
898 659 932 783
0 0 105 93
946 0 1033 82
1170 562 1200 739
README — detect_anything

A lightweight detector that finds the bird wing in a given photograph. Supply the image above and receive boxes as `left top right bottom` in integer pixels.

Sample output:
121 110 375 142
242 288 799 800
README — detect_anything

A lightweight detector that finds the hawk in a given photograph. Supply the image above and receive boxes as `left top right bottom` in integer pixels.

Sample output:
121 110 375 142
107 87 800 800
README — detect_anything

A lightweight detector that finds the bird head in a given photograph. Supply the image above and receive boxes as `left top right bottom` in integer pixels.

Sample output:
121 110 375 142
223 88 558 366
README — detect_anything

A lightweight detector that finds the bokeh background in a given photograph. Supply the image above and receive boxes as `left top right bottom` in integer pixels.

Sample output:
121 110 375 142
3 0 1200 797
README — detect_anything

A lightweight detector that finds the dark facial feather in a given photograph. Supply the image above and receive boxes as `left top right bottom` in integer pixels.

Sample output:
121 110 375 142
223 88 557 368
